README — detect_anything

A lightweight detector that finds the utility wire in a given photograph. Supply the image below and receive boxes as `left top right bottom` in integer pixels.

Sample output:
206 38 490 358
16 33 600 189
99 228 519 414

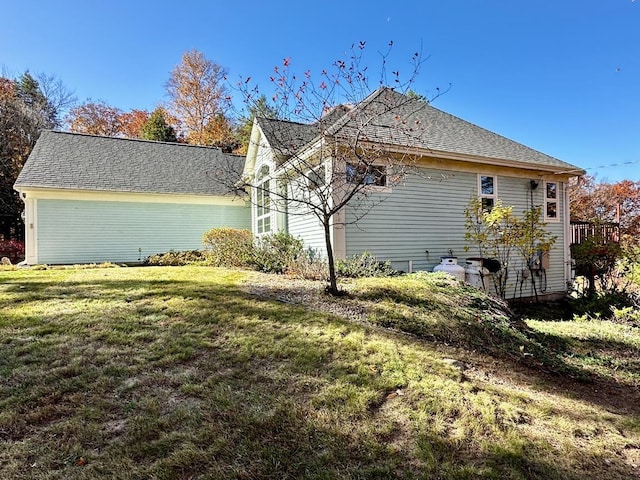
586 159 640 171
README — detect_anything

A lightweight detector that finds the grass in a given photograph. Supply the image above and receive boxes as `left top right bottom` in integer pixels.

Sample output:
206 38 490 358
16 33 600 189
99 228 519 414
1 265 639 479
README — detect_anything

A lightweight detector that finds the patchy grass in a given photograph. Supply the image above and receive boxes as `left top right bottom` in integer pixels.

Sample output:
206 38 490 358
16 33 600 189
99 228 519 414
1 266 639 479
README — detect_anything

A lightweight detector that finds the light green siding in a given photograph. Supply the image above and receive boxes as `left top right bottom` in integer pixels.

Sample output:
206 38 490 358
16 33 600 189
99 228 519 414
345 167 568 298
36 199 250 264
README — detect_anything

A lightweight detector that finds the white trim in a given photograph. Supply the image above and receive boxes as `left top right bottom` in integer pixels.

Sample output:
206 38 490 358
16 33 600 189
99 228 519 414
24 197 38 265
563 181 572 287
15 187 246 206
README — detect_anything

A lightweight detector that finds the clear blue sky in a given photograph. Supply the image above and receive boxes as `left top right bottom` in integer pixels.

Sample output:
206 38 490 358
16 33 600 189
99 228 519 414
2 0 638 181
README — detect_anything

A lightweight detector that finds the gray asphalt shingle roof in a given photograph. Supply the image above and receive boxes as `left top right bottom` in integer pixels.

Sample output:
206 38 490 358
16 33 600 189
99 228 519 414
15 131 244 196
260 88 584 174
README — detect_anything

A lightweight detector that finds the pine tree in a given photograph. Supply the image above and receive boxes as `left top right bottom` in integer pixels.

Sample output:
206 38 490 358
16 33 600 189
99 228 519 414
140 108 177 142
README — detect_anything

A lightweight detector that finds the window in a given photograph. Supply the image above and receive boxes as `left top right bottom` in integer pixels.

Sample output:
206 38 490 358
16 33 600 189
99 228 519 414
256 165 271 234
544 181 559 221
479 175 497 211
346 163 387 187
308 166 326 191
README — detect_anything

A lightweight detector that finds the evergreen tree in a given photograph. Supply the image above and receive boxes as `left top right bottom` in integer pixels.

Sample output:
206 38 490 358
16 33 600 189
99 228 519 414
140 108 177 142
236 95 278 154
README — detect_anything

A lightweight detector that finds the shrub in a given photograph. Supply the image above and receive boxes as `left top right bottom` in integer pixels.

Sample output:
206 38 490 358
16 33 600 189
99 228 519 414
571 236 623 297
336 251 398 278
253 232 304 274
202 228 255 268
144 250 206 266
0 240 25 264
286 248 328 281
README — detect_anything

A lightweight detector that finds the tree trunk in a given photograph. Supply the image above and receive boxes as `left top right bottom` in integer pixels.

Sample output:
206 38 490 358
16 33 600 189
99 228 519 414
323 216 339 295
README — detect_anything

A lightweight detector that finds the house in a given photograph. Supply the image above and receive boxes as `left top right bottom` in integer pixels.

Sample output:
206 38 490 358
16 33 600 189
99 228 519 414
14 131 250 265
243 87 586 299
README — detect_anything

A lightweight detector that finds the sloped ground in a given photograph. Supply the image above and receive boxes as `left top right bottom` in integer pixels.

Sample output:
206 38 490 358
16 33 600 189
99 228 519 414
1 265 639 479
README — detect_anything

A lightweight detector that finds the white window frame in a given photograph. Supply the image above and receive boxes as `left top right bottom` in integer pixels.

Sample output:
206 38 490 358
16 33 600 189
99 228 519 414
544 180 560 222
255 165 272 235
478 174 497 211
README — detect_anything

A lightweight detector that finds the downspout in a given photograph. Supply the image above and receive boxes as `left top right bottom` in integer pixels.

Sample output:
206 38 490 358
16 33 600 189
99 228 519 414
563 180 573 291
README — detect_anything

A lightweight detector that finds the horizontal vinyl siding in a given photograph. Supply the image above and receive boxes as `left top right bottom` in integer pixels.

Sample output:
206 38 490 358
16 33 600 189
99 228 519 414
345 168 474 273
288 211 327 256
37 199 250 264
286 179 328 256
345 168 568 297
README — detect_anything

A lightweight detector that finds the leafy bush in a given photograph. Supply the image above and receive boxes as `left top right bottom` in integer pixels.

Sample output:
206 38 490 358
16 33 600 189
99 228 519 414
253 232 304 274
202 228 255 268
144 250 206 266
0 240 25 264
571 236 623 297
336 251 398 278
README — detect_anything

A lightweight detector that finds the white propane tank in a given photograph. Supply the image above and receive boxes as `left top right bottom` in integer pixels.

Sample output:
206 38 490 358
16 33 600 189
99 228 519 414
433 256 466 281
465 258 490 290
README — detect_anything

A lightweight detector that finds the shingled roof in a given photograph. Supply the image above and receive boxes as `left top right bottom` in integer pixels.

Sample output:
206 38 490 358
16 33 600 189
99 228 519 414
14 131 244 196
258 88 584 175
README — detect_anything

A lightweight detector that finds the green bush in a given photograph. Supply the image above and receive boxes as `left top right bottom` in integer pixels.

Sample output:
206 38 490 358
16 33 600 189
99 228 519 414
253 232 304 274
144 250 205 266
336 251 398 278
202 228 255 268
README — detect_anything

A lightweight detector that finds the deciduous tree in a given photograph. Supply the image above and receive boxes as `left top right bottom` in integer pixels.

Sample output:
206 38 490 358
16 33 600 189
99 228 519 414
67 100 123 136
570 175 640 246
233 43 434 294
0 73 61 240
165 49 232 145
118 109 150 139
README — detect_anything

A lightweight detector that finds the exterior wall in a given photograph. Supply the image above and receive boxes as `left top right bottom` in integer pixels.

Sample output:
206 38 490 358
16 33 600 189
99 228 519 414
287 202 327 257
25 192 250 264
344 165 569 298
251 141 279 236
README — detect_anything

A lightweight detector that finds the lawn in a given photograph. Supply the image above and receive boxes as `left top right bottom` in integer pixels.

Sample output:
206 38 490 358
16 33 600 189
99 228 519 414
1 265 639 479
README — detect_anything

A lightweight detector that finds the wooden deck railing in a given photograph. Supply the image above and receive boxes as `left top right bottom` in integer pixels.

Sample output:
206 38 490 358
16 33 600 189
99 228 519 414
570 222 620 245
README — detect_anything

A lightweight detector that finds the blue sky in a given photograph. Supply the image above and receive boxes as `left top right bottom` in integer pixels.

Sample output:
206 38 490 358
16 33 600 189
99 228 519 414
1 0 638 181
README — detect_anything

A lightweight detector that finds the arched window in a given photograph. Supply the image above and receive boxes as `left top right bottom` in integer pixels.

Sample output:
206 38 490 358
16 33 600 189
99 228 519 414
256 165 271 234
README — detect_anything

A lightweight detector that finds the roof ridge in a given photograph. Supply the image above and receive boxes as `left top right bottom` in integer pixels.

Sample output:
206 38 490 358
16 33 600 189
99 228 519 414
43 129 229 152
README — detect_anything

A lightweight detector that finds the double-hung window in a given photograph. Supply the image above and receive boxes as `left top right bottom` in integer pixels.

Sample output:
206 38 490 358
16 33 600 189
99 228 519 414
479 175 497 211
544 181 559 221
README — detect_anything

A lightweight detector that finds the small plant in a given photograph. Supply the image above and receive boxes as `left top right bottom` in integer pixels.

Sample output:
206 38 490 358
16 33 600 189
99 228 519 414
202 228 255 268
336 251 398 278
252 232 304 274
144 250 206 266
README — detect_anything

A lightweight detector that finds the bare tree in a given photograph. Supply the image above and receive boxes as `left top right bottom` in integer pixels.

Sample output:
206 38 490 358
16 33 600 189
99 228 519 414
34 72 77 126
235 43 444 294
